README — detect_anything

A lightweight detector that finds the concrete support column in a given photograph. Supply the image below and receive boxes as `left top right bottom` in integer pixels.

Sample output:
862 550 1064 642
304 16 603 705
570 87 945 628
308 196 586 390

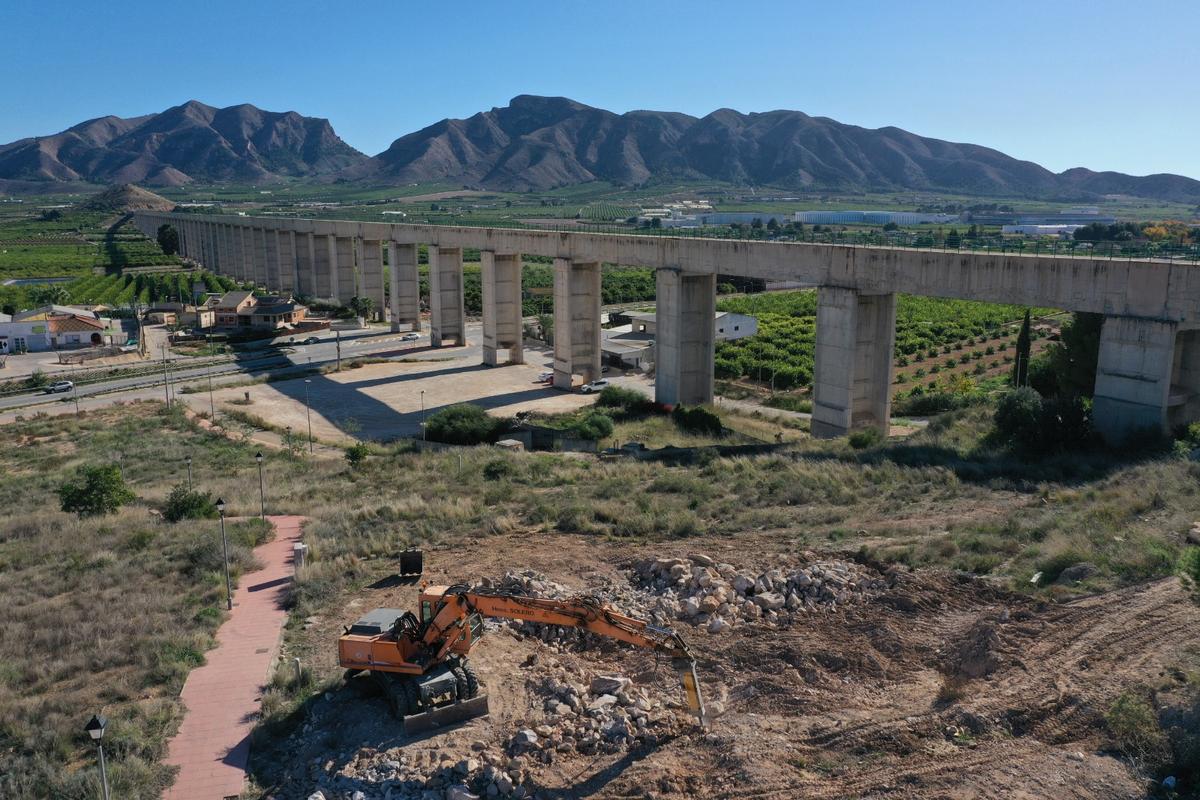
482 251 524 366
239 226 254 285
313 235 333 299
388 242 420 332
334 237 356 304
429 246 465 347
1093 316 1178 443
264 228 281 291
358 239 385 319
655 269 716 406
553 258 601 389
294 232 314 297
276 230 296 295
811 287 897 438
211 224 226 274
252 227 269 288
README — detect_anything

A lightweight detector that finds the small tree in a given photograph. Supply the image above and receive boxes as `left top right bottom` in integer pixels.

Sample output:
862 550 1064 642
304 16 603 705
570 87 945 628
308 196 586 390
1012 310 1032 387
59 465 136 517
156 223 180 256
162 484 217 522
572 411 614 441
993 387 1043 450
29 284 71 306
672 405 723 436
345 442 370 466
348 295 374 320
426 404 508 445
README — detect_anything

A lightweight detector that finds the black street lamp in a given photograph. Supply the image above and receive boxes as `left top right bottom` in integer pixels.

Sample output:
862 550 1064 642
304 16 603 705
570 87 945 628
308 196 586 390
84 714 111 800
420 389 426 441
304 379 313 454
285 425 292 452
255 452 265 519
185 455 193 491
216 498 232 610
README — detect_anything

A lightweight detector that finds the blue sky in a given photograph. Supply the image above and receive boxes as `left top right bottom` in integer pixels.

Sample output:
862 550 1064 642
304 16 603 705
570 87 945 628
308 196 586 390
3 0 1198 179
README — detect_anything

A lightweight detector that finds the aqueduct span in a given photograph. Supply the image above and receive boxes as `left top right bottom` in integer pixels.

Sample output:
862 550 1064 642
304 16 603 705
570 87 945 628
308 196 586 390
132 211 1200 444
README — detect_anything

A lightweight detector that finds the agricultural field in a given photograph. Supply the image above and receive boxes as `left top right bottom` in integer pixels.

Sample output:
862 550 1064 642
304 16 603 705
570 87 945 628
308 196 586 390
0 211 181 281
0 270 241 313
713 290 1051 390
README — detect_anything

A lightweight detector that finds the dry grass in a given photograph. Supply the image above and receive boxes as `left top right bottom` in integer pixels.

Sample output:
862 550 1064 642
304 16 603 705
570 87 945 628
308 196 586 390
0 403 314 799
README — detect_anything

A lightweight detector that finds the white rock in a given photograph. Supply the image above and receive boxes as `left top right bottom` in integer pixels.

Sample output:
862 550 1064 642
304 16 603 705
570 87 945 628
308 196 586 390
446 786 480 800
707 616 731 634
307 793 326 800
513 729 538 747
751 591 785 610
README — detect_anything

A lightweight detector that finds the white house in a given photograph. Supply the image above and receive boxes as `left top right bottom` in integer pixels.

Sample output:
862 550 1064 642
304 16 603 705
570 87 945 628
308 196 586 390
601 311 758 369
0 305 118 353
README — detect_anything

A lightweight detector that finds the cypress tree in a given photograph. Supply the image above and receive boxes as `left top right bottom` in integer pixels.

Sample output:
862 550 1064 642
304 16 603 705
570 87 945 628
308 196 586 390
1013 309 1032 387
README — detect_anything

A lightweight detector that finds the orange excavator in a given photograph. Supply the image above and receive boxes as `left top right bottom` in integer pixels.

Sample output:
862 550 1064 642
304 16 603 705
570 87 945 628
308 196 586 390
339 582 708 734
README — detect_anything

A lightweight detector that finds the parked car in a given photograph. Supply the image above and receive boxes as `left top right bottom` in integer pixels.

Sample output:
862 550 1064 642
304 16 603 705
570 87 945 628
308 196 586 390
580 379 609 393
45 380 74 394
401 332 421 341
301 336 322 345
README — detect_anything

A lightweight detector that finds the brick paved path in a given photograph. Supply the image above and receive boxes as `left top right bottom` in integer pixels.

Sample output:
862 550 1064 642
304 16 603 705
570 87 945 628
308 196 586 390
163 515 304 799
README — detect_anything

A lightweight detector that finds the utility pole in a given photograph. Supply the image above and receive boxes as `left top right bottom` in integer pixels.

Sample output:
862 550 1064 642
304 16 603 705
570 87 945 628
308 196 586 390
335 329 342 371
160 343 171 408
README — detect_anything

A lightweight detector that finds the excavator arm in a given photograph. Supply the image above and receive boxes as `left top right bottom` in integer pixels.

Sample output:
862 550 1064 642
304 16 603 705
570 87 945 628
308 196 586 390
423 586 708 727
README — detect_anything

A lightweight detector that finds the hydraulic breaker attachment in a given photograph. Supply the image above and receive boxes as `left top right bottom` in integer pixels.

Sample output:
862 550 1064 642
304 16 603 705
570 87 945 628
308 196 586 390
674 657 708 728
398 548 423 578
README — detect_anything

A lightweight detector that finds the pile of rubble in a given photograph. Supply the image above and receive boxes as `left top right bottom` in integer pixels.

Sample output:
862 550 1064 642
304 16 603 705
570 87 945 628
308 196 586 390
306 665 678 800
631 553 890 633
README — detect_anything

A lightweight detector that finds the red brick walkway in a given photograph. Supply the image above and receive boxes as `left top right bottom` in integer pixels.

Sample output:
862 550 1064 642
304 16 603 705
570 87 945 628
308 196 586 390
163 515 305 800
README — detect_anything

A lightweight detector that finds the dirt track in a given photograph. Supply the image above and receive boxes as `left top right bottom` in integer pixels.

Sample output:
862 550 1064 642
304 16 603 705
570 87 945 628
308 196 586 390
256 533 1200 799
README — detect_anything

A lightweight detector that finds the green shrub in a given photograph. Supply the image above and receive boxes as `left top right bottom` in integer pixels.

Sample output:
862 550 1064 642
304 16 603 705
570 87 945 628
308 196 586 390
425 404 509 445
1180 547 1200 587
671 405 722 436
58 464 136 517
892 390 971 416
994 387 1043 449
27 369 49 388
595 385 653 414
1106 691 1170 770
482 459 514 481
344 442 371 466
162 484 217 522
572 411 614 441
848 427 883 449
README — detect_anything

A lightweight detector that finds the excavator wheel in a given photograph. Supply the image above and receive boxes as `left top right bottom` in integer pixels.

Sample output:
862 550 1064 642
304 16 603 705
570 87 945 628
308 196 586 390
461 660 481 699
403 679 421 716
385 677 410 718
451 666 469 702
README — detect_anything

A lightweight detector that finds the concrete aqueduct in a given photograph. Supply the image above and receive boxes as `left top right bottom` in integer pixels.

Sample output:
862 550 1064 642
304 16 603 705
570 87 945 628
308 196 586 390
132 211 1200 444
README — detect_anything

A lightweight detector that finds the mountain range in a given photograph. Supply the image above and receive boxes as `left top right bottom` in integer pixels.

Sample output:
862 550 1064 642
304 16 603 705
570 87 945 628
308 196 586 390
3 96 1198 203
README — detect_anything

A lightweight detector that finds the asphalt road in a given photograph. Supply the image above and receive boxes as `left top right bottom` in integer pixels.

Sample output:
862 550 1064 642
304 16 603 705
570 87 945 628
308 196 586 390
0 325 452 413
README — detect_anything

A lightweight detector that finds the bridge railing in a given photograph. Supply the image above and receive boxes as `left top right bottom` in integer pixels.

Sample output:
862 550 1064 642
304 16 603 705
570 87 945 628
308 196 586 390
168 210 1200 263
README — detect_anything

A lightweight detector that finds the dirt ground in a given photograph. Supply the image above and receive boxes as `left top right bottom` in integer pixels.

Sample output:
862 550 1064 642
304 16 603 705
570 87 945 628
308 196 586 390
254 531 1199 799
202 359 628 443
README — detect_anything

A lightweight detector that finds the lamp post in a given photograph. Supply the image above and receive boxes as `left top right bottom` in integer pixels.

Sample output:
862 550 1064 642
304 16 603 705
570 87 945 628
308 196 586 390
304 379 313 454
84 714 111 800
185 455 193 490
285 425 292 452
420 390 426 441
255 452 265 519
216 498 232 610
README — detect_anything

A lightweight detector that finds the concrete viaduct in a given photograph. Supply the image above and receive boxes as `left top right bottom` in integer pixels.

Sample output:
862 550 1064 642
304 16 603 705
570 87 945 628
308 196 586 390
132 211 1200 444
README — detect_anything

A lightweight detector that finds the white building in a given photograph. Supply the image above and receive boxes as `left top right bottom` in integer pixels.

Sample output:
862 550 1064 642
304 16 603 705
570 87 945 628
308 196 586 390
0 305 118 353
793 210 960 226
602 311 758 369
1002 224 1083 237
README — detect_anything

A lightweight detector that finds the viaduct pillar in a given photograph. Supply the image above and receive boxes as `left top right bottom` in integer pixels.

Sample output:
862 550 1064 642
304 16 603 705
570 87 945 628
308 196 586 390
295 232 314 296
811 287 897 438
252 227 269 288
358 239 386 320
429 246 466 346
276 230 296 295
552 258 601 390
388 242 421 332
213 224 227 274
264 227 281 290
239 226 255 285
481 251 524 366
313 235 333 299
1092 317 1200 443
655 269 716 406
334 236 356 304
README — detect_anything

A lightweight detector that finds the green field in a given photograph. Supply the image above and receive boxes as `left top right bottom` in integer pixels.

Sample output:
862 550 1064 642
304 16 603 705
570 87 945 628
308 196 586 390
714 291 1049 389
